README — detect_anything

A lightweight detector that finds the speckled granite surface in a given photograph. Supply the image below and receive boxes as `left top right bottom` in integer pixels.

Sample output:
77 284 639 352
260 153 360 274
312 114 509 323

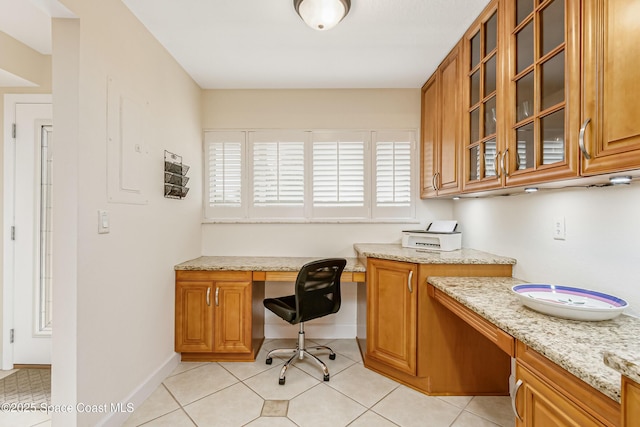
175 256 365 272
427 276 640 403
603 351 640 385
354 243 516 265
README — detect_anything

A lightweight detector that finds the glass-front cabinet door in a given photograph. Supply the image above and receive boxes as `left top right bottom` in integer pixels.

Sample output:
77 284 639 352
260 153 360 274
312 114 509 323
463 0 504 192
504 0 580 186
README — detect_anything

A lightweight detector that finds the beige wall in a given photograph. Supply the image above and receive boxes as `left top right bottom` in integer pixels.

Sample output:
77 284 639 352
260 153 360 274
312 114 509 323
52 0 202 424
201 89 453 259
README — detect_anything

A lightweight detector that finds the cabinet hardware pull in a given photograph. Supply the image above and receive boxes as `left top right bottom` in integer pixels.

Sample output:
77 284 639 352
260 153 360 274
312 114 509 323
215 287 220 306
206 287 211 306
511 378 524 422
500 148 509 177
432 173 438 191
579 118 592 160
408 271 414 293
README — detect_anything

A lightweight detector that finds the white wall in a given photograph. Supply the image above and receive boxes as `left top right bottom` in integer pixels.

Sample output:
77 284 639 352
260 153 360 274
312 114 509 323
201 89 453 338
53 0 202 424
454 183 640 317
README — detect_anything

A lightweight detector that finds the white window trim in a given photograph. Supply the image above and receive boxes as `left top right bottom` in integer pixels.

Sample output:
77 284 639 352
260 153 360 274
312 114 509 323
203 129 417 223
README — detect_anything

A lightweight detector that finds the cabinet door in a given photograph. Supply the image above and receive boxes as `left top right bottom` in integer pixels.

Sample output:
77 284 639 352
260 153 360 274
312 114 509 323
175 281 214 353
463 0 504 192
504 0 580 186
515 363 607 427
213 280 253 353
436 42 463 196
622 376 640 427
366 259 418 375
581 0 640 175
420 75 438 198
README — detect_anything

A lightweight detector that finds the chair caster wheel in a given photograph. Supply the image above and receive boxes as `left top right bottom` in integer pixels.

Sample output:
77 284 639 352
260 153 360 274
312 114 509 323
266 358 272 365
279 378 285 385
329 353 336 360
324 374 330 381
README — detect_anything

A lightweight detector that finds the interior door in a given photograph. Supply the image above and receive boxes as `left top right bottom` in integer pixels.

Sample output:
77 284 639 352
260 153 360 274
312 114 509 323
13 102 53 365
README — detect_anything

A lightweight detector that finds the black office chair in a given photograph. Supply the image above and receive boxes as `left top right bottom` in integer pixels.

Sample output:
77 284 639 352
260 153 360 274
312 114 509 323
263 258 347 385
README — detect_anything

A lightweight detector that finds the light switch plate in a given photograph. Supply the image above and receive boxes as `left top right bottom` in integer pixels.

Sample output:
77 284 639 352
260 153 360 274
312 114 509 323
98 210 110 234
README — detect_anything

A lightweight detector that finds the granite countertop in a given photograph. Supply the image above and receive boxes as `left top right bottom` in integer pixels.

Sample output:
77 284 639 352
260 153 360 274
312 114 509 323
603 351 640 385
175 256 366 272
427 276 640 403
354 243 517 265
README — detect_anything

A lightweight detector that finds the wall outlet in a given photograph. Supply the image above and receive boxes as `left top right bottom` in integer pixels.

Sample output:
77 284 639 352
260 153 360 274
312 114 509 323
553 216 565 240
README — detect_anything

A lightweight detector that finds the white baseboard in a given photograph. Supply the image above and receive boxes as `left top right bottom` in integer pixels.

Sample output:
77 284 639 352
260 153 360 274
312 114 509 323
265 324 356 339
97 352 180 427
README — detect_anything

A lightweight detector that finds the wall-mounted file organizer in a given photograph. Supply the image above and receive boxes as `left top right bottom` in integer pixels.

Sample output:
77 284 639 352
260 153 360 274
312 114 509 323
164 150 190 199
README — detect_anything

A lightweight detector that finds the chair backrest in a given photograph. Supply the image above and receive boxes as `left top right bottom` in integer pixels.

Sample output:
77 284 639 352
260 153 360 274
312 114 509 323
293 258 346 324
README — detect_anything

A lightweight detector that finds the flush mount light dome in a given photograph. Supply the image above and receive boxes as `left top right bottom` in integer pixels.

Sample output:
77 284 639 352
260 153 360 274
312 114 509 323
293 0 351 31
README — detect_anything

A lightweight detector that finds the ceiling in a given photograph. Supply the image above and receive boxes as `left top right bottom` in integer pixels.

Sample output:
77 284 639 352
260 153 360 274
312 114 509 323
1 0 491 89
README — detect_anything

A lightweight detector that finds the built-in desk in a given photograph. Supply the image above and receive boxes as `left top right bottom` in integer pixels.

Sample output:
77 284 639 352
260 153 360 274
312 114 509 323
175 256 366 282
174 256 365 362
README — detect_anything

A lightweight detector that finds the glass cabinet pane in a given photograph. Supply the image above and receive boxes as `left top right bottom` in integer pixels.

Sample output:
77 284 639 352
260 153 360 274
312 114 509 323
485 12 497 54
541 52 565 110
470 33 481 68
510 0 570 176
516 0 533 26
541 109 565 165
469 146 480 181
470 108 480 143
484 139 497 177
541 0 565 57
470 70 480 106
484 56 497 95
516 22 534 73
516 123 534 170
516 72 534 122
484 96 497 137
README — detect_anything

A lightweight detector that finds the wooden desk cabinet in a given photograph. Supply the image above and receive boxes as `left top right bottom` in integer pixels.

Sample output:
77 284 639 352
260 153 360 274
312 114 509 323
622 376 640 427
362 258 513 395
366 258 418 375
175 270 264 361
514 341 620 427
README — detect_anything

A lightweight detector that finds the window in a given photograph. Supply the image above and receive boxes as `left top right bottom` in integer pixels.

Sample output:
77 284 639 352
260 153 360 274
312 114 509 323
312 131 368 218
249 131 306 218
373 131 414 218
204 129 415 221
204 131 245 218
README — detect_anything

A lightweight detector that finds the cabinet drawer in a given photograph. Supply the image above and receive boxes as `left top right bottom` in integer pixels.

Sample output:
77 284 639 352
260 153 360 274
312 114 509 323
176 270 252 281
516 341 620 426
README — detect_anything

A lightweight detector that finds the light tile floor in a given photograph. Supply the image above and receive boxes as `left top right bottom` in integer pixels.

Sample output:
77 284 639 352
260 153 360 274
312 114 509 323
125 339 515 427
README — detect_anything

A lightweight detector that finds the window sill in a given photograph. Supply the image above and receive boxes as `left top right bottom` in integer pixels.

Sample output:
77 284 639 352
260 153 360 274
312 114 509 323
201 218 420 225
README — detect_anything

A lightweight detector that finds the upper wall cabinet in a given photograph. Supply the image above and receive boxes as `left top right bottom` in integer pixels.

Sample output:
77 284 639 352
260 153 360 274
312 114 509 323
420 41 463 198
462 0 505 192
580 0 640 175
503 0 581 186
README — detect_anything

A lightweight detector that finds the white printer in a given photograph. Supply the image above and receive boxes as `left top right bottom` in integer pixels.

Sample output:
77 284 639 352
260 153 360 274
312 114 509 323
401 220 461 251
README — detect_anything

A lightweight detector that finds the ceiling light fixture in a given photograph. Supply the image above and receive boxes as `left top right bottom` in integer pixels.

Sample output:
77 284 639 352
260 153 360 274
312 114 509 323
609 175 632 185
524 187 539 193
293 0 351 31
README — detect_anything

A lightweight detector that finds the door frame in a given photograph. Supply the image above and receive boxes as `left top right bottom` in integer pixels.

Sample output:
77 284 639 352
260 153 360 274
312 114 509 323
2 93 52 369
